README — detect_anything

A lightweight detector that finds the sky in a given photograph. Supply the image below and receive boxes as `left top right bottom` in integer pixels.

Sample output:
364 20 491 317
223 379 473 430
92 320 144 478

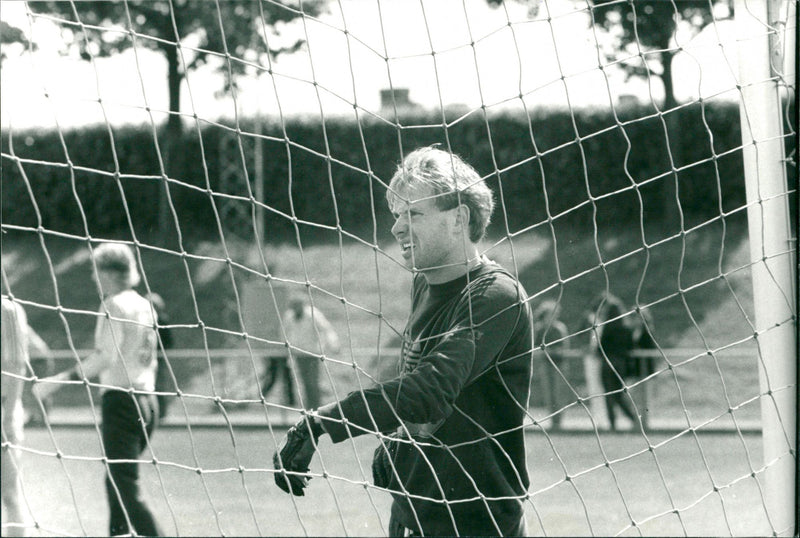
0 0 793 131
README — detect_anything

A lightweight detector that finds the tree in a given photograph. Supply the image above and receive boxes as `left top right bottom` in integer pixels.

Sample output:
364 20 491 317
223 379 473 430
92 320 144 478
1 20 35 66
484 0 733 227
28 0 324 242
29 0 323 133
589 0 732 110
588 0 735 227
485 0 731 110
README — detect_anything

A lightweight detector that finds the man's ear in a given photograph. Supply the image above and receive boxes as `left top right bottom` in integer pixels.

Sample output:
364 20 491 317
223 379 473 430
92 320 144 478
454 204 470 236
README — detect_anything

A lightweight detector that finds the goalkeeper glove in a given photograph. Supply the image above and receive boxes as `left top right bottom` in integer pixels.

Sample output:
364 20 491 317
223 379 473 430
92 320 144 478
273 415 325 496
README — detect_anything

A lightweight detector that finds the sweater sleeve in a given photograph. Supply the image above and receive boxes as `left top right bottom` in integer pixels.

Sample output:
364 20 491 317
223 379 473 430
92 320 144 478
319 273 527 443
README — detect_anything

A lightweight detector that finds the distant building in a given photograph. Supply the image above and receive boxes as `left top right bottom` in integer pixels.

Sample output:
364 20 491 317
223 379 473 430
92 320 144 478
617 94 640 107
380 88 421 113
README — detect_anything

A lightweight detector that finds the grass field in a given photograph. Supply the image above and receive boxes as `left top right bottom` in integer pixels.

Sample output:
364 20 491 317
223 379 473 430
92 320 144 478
12 427 772 537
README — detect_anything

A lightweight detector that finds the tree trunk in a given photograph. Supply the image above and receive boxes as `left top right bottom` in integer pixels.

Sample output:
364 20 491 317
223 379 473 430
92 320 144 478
659 49 682 231
166 45 183 138
661 49 677 111
159 44 183 245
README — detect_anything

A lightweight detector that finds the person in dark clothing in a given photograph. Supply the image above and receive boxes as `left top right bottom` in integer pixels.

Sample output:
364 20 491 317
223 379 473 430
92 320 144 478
631 309 658 379
597 297 640 431
273 146 534 536
260 354 296 407
627 309 660 430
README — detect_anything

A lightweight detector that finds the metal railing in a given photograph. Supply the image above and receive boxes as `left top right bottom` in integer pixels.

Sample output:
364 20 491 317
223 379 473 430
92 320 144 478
22 347 760 432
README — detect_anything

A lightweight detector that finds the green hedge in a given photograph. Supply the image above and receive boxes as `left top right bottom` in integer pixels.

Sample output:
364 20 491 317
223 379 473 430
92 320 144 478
2 102 753 243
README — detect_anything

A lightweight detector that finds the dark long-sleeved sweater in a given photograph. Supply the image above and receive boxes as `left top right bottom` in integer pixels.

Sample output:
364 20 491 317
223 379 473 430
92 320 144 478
319 260 533 536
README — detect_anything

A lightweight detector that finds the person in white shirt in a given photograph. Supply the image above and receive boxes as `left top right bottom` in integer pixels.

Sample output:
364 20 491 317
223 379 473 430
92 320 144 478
33 243 162 537
2 297 31 537
276 294 339 410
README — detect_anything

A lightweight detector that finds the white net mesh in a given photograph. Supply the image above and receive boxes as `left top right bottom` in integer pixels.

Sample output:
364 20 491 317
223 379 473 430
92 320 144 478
1 0 796 536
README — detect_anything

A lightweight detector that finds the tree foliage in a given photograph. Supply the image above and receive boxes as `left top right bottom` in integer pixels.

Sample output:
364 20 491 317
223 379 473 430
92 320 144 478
26 0 324 242
28 0 324 131
485 0 732 109
0 20 35 65
589 0 732 109
3 103 748 241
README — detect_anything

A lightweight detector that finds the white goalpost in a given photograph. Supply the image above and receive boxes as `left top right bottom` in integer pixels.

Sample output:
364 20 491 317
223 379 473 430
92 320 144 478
1 0 797 536
735 0 796 534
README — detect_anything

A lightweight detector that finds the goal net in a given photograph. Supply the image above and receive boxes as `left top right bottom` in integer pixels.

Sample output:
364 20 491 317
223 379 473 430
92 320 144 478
1 0 795 536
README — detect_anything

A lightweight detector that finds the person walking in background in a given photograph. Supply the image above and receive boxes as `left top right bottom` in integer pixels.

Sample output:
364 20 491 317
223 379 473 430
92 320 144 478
596 295 640 432
273 146 533 536
532 299 570 429
33 243 162 537
2 297 32 537
275 294 339 411
147 292 175 420
628 308 659 430
631 308 658 380
259 349 297 408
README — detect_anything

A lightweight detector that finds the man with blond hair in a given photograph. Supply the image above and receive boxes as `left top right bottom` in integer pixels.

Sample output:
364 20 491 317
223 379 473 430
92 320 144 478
34 243 162 536
274 146 534 536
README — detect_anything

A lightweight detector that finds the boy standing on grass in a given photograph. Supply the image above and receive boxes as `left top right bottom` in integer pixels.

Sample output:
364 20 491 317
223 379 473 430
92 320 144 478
273 146 534 536
34 243 162 537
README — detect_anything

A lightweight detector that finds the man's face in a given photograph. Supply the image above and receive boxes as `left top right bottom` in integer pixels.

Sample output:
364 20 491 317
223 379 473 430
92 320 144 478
389 186 461 275
94 268 118 297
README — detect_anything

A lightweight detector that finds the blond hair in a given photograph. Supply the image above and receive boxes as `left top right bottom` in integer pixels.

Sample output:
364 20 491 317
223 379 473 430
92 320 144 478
386 146 495 242
93 243 140 288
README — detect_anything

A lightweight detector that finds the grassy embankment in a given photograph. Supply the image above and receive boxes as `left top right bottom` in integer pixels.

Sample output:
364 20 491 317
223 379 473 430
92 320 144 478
4 215 759 423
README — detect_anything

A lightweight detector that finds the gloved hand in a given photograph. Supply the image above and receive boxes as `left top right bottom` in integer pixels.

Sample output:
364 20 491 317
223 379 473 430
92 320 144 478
273 415 324 496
